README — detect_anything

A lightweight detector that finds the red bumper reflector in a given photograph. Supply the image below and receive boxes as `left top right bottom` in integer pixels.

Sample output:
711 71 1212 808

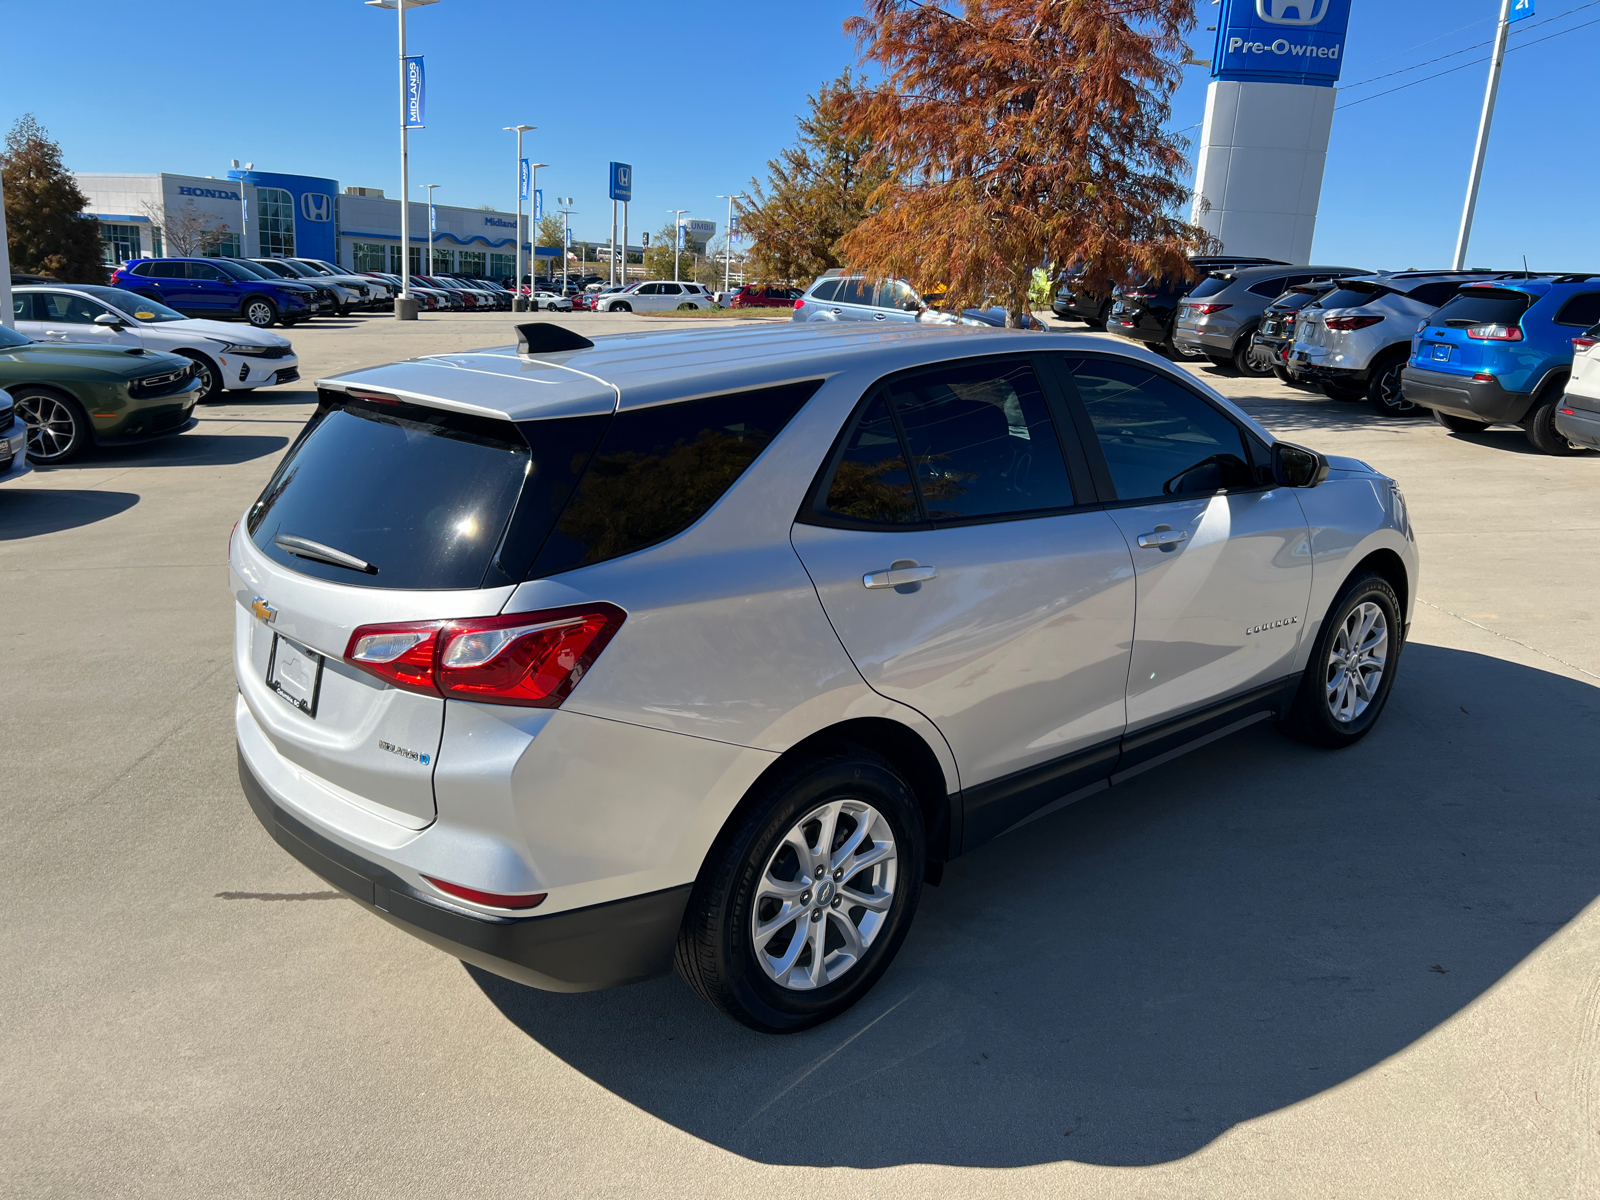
423 876 547 910
1472 373 1495 382
1559 408 1576 415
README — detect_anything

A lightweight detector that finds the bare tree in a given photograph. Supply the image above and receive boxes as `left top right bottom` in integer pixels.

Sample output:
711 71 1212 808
142 199 232 256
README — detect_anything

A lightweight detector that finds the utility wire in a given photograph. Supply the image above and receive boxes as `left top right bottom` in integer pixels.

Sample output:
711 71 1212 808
1336 12 1600 110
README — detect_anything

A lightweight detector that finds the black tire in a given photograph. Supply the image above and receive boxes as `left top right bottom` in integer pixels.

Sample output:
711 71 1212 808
1434 408 1491 434
1278 571 1404 749
1273 366 1295 385
612 301 632 313
675 748 926 1034
1524 391 1586 456
1234 335 1276 377
1093 300 1113 329
676 301 698 311
1367 352 1423 417
243 297 279 328
175 350 223 403
1206 355 1235 371
1320 380 1365 402
13 386 91 464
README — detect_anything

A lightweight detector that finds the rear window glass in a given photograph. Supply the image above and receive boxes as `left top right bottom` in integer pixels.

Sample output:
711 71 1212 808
528 381 822 577
1188 277 1230 299
1319 286 1384 309
1553 292 1600 327
248 397 554 590
808 279 840 302
1405 281 1469 308
1431 288 1533 327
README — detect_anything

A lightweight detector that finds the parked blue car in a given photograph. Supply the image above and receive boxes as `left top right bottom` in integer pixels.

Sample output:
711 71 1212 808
108 257 321 329
1402 274 1600 454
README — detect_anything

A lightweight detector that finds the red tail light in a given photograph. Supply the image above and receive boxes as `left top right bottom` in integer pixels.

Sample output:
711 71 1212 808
793 298 804 309
1573 336 1597 351
344 603 625 707
1187 303 1230 315
1466 323 1523 341
1324 314 1385 331
422 876 546 910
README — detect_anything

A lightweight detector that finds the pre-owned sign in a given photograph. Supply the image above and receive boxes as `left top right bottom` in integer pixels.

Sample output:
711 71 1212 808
1212 0 1352 87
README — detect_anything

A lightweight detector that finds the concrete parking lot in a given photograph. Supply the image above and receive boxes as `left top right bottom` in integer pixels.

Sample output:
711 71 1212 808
3 310 1597 1199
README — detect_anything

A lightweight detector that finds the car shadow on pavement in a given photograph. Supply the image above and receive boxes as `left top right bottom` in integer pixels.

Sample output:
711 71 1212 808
0 488 139 539
50 434 289 469
470 643 1600 1169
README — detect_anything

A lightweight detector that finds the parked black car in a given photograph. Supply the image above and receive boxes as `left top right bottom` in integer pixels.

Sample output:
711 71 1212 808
1250 282 1339 384
1105 255 1288 353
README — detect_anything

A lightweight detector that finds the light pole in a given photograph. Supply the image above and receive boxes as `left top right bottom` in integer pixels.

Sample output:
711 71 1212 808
422 183 439 275
668 209 688 283
230 159 254 257
526 162 549 283
1454 0 1513 270
504 125 535 310
715 192 747 298
556 198 576 293
366 0 438 320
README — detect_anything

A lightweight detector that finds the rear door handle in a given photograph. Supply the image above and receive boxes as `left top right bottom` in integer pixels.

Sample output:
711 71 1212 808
863 562 938 590
1137 529 1188 549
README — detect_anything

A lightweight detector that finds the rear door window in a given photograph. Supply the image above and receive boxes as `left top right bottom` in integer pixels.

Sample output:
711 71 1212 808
1553 292 1600 327
808 279 840 302
1430 288 1533 327
529 381 822 577
820 394 920 525
1065 359 1255 501
834 279 873 306
1246 275 1292 298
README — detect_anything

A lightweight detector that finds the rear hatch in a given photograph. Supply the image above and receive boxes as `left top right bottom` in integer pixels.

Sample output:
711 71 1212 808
1413 286 1534 377
233 388 607 825
1294 281 1385 357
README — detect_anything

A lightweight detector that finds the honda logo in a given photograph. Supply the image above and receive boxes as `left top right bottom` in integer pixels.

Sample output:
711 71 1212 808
1256 0 1331 23
300 192 332 222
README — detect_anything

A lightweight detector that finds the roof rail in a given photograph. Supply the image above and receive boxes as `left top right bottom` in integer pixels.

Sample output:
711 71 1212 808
1551 273 1600 284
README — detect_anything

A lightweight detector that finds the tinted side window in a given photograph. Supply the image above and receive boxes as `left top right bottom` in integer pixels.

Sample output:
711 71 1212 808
149 262 186 278
876 281 918 310
1406 281 1467 308
809 279 840 302
835 279 873 306
1319 286 1383 309
12 293 40 321
660 283 683 295
189 262 225 282
887 360 1075 520
530 381 822 576
1553 292 1600 327
1187 277 1230 300
1068 360 1253 501
821 394 920 525
1246 275 1291 298
40 293 106 323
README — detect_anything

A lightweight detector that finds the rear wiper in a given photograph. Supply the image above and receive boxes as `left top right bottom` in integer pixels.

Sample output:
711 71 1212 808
273 533 378 575
1442 319 1478 328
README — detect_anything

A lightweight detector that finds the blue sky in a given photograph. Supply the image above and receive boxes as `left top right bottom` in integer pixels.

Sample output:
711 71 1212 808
0 1 1594 271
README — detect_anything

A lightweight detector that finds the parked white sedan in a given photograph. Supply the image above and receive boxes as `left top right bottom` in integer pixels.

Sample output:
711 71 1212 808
531 291 573 312
12 285 298 403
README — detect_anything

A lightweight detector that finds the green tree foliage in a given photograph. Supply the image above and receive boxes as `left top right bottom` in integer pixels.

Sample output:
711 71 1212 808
1 114 105 284
536 213 565 249
737 69 892 287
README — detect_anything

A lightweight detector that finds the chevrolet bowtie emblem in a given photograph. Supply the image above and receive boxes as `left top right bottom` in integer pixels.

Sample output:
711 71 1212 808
251 597 278 624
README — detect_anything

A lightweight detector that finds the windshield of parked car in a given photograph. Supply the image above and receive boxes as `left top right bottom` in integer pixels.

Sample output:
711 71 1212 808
221 260 277 281
73 285 187 322
0 323 33 348
209 259 269 282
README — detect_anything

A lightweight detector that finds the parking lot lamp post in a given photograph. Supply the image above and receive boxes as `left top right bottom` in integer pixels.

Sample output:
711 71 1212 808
1454 0 1513 271
366 0 438 320
715 193 746 298
526 162 548 283
422 183 439 276
557 199 575 293
668 209 688 283
504 125 535 310
0 172 11 329
230 159 254 257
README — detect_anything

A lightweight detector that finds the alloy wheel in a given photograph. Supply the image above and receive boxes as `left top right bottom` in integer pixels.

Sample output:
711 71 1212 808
246 301 275 327
16 393 81 462
1326 601 1388 723
750 799 898 991
1374 362 1419 415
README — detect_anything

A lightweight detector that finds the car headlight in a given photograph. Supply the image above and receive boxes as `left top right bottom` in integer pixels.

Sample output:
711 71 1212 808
216 343 272 356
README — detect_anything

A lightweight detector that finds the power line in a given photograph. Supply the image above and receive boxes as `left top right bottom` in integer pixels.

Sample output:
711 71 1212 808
1341 13 1497 74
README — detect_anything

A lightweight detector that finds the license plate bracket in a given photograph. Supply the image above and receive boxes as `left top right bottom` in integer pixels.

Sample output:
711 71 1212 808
1430 343 1452 362
266 634 324 717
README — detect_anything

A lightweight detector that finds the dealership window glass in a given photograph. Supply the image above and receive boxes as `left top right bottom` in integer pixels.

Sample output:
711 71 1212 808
1430 288 1533 327
256 187 295 257
1067 359 1253 501
409 246 424 275
530 381 822 577
489 253 514 279
1552 292 1600 328
99 222 143 265
432 249 454 273
458 250 486 276
887 360 1074 521
352 242 386 273
204 232 241 258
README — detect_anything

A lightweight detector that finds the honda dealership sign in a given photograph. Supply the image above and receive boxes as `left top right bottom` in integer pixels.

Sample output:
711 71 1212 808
1212 0 1352 87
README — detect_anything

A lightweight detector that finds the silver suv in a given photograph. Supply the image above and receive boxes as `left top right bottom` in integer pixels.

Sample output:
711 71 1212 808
232 321 1418 1032
1289 271 1510 416
1172 264 1366 376
792 272 924 323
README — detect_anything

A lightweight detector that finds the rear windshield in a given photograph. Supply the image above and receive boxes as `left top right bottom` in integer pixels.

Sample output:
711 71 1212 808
1187 277 1230 299
1318 285 1385 310
1430 288 1533 327
247 396 577 590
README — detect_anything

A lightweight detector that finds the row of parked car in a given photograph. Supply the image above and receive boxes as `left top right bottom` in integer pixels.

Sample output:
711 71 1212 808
1055 259 1600 456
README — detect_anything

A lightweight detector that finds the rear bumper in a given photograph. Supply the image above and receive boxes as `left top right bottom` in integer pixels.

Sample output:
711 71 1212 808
1554 402 1600 450
1106 317 1166 346
239 749 691 992
1172 324 1235 357
1400 366 1534 424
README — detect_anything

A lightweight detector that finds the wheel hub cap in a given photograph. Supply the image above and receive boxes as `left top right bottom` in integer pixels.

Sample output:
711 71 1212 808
1325 600 1388 723
750 799 898 991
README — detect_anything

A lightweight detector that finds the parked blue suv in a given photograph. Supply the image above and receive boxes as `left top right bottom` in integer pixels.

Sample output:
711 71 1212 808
108 257 320 329
1402 275 1600 454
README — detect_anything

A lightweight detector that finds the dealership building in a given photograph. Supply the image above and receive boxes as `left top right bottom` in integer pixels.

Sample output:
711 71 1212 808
74 170 538 279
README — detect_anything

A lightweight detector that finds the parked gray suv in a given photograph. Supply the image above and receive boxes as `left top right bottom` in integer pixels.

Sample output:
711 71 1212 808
233 321 1418 1032
792 272 925 323
1173 264 1368 376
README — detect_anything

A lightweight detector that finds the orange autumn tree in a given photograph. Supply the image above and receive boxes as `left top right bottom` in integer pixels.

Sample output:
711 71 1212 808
839 0 1208 326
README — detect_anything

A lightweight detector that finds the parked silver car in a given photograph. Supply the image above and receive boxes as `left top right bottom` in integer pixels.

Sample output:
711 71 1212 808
232 322 1418 1032
1172 264 1367 376
792 272 925 323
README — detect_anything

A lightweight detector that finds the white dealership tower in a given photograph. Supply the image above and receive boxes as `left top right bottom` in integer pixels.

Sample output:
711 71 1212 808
1189 0 1352 264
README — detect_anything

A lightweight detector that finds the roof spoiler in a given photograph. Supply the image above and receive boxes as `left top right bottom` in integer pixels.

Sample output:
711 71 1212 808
516 323 594 355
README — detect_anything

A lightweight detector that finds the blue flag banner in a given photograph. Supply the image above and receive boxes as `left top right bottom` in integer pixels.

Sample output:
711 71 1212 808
1509 0 1534 20
429 204 436 232
405 56 425 128
519 158 530 201
534 189 543 221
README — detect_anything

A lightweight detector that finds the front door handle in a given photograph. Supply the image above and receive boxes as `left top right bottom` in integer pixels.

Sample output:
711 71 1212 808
1137 528 1188 550
874 312 887 320
863 560 938 590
